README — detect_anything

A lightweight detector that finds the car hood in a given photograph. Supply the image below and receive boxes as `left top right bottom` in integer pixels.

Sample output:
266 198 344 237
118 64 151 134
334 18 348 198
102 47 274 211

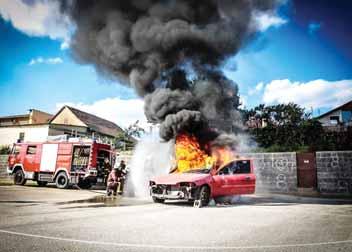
151 173 211 185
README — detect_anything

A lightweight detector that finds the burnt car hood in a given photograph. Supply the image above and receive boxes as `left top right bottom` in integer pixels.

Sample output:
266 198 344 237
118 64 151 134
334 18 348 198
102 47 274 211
151 173 211 185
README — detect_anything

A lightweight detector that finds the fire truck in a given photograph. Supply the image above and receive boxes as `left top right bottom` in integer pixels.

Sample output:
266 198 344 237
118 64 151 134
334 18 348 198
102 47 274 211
7 139 113 189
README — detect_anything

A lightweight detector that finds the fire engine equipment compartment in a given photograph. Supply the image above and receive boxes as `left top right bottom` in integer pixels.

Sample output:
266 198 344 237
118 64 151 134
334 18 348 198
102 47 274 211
71 146 90 171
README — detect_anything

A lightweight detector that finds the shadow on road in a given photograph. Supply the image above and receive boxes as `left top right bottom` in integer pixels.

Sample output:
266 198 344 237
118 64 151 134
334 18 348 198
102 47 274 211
162 195 352 208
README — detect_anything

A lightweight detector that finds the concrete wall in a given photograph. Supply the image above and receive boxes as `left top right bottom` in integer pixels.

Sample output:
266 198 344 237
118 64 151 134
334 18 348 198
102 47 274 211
0 155 9 179
316 151 352 194
244 152 298 193
0 125 49 146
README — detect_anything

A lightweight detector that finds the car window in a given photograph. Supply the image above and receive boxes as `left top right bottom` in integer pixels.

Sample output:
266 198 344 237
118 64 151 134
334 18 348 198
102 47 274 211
218 166 230 175
233 160 251 174
26 146 37 155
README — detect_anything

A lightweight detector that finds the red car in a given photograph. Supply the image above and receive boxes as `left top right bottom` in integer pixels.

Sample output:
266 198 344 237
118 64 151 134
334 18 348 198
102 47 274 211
149 159 256 207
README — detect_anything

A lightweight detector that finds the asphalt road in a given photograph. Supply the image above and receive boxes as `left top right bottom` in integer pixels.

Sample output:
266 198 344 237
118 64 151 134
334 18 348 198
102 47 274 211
0 185 351 252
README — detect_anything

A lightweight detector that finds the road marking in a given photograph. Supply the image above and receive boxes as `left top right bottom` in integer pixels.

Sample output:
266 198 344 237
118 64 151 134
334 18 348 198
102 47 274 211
0 229 351 250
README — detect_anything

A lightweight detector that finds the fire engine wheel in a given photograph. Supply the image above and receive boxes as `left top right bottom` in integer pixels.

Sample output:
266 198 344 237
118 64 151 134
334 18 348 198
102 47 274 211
196 185 210 207
14 169 26 185
152 197 165 203
55 172 69 189
37 181 48 187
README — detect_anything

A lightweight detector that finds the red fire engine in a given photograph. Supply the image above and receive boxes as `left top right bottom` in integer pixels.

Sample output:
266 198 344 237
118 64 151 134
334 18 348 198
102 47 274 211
7 139 113 189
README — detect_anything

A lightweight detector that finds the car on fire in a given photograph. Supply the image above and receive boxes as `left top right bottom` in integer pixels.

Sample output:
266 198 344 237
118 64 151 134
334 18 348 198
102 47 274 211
149 159 256 207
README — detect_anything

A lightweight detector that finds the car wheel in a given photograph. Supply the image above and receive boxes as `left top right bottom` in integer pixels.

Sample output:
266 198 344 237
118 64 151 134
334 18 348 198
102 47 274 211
55 172 69 189
152 196 165 203
14 169 26 185
37 181 48 187
196 185 210 208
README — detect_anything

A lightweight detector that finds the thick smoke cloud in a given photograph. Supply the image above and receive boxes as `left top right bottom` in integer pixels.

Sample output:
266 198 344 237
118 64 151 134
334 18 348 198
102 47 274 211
144 88 198 123
159 110 202 140
59 0 279 143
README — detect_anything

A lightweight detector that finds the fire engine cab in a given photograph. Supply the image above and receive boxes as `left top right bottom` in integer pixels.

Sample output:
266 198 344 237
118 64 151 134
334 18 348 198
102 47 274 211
7 139 113 189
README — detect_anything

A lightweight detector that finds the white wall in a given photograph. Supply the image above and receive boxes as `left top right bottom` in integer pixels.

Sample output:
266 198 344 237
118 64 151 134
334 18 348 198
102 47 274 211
0 125 49 146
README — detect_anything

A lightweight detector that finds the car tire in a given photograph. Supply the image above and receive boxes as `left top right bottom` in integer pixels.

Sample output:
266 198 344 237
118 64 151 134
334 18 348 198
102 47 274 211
37 181 48 187
152 197 165 203
14 169 26 185
196 185 210 208
55 172 69 189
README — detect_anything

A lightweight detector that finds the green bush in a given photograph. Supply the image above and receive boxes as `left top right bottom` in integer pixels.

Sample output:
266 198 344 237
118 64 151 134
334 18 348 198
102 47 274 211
0 145 11 155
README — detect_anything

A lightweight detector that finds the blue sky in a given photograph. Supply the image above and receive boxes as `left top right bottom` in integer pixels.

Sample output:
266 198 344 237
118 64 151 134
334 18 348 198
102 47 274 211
0 0 351 127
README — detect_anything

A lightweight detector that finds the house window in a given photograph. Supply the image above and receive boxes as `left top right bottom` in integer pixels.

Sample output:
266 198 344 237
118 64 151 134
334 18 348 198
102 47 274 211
329 116 339 125
18 132 25 142
26 146 37 155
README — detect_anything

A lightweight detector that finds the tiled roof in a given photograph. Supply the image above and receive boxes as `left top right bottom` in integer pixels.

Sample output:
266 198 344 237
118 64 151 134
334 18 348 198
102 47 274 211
60 106 124 137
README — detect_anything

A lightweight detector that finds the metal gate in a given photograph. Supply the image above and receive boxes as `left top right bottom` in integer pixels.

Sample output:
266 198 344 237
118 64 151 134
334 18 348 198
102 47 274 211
297 153 317 188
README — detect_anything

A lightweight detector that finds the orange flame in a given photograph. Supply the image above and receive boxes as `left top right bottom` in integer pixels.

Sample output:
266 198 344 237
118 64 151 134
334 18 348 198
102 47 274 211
174 134 213 173
211 147 237 171
173 133 239 173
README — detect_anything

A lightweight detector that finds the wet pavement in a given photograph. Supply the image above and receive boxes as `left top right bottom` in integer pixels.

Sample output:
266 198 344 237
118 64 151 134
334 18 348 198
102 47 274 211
56 195 154 209
0 185 351 252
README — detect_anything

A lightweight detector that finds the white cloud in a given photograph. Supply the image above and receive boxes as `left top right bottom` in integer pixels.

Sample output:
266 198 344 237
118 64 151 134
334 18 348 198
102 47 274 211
239 95 248 109
28 57 63 66
262 79 352 109
248 82 264 95
0 0 71 48
60 41 70 50
252 11 288 32
56 97 150 130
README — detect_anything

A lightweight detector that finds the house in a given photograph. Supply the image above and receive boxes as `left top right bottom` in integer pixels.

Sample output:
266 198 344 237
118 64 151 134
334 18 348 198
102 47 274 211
0 109 52 126
245 116 268 129
0 106 124 146
316 100 352 131
50 106 124 143
0 109 53 145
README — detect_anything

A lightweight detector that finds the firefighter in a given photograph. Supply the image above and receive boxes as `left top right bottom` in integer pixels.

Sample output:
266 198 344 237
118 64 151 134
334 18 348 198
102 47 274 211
103 157 112 185
106 167 119 196
116 160 127 195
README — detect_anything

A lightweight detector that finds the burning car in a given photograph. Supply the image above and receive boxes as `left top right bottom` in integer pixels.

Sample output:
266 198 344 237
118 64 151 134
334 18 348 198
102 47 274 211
150 158 256 207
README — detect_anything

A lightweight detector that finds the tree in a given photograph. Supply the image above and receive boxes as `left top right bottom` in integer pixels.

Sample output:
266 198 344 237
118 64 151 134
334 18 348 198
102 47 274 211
114 121 145 150
243 103 324 152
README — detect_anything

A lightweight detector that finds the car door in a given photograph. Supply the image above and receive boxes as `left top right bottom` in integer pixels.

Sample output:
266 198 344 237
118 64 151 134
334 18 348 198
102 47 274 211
212 162 242 197
231 160 256 195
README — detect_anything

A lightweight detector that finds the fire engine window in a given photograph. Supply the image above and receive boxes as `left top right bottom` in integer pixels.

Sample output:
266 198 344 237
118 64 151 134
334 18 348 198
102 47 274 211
26 146 37 155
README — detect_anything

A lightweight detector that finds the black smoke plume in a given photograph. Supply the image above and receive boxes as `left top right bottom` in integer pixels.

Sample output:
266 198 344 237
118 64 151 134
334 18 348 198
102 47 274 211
60 0 280 146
